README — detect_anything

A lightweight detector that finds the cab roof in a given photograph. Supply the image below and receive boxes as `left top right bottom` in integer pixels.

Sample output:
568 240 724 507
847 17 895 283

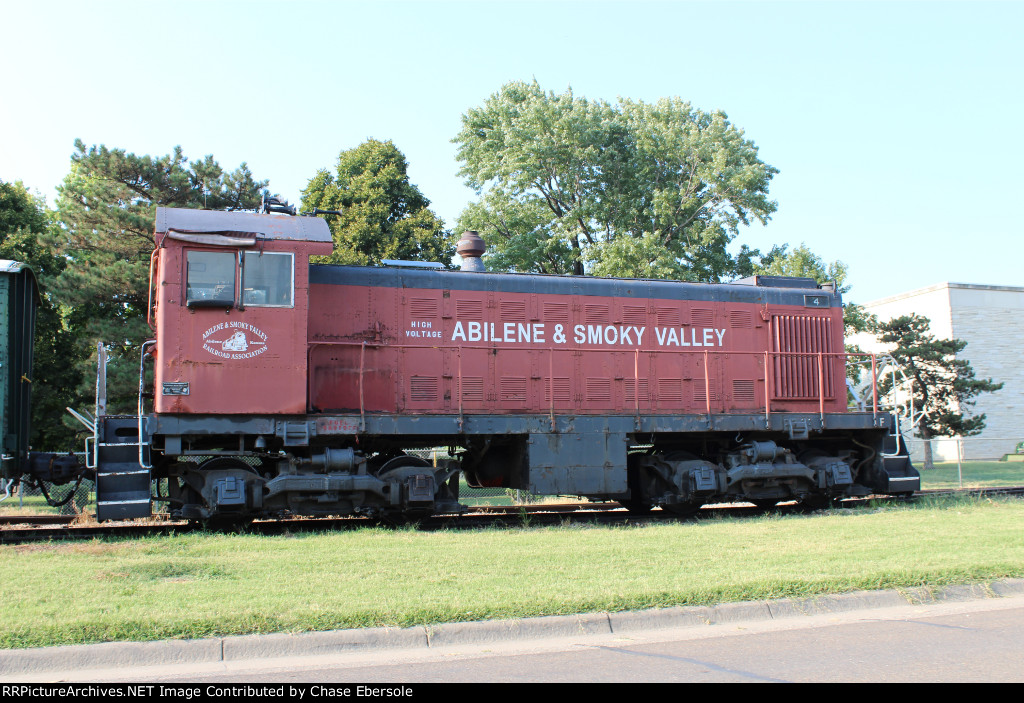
155 207 332 243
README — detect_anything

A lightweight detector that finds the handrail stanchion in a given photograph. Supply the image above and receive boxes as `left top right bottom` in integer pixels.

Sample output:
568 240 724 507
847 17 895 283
818 352 825 423
359 342 366 433
871 354 878 419
634 349 641 430
764 351 771 427
549 348 556 432
704 350 711 419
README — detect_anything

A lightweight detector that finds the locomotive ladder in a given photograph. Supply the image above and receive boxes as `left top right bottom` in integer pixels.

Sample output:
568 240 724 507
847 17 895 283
90 342 152 522
94 416 152 522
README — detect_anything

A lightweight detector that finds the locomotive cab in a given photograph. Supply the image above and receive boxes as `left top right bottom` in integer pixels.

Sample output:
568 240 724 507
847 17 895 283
152 208 332 415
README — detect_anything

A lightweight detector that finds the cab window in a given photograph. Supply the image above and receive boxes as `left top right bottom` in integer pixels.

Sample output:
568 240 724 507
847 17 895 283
243 251 294 307
186 251 235 307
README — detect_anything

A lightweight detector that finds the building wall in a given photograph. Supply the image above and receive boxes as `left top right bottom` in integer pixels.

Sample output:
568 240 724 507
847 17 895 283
859 283 1024 461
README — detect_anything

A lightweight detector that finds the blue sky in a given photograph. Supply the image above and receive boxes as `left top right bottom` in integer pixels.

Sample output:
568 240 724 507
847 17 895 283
1 0 1020 304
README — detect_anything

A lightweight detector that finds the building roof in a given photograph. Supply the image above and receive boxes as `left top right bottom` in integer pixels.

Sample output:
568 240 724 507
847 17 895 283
864 282 1024 308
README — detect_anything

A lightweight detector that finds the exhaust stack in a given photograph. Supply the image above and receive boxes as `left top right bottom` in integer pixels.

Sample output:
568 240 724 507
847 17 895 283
457 231 486 272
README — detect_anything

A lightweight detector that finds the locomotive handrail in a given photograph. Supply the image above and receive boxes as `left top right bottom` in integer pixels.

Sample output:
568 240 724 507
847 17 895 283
307 339 894 430
138 340 157 470
146 247 160 333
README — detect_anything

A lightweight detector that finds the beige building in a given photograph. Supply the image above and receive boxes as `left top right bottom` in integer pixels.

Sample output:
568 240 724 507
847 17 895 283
858 283 1023 461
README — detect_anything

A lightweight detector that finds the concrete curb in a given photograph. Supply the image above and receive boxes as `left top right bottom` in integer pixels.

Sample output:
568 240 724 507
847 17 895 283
3 578 1023 676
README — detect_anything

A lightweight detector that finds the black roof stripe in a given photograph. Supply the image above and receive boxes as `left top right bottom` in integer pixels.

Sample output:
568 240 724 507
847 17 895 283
309 265 842 308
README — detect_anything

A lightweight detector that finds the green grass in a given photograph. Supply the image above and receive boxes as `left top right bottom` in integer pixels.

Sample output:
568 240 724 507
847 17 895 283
2 494 1022 649
918 461 1024 490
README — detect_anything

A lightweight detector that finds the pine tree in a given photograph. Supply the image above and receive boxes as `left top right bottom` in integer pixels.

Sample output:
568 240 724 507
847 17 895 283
51 141 268 413
873 314 1003 469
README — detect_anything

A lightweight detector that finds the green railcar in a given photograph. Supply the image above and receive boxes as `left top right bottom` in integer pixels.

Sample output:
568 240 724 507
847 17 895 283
0 260 39 482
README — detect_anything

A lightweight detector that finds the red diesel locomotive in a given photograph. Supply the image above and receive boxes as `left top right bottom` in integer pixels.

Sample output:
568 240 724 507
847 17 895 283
78 206 918 520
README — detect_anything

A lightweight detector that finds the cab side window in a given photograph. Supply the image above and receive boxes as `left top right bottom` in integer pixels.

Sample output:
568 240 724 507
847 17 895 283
243 252 294 307
186 251 236 307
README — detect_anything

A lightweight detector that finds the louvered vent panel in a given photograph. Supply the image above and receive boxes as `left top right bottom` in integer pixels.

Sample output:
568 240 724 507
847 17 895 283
656 307 682 326
499 301 527 321
622 305 647 325
733 379 756 404
461 377 484 402
586 378 612 402
545 378 571 404
409 297 438 318
729 310 753 329
456 299 484 320
770 315 835 400
500 377 527 403
658 379 684 404
543 302 571 322
624 378 650 403
693 380 720 403
585 305 611 323
410 376 438 402
692 308 715 327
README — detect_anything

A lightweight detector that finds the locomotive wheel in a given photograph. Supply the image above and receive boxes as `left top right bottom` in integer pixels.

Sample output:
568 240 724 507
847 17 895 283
660 450 703 517
797 450 840 511
377 455 436 521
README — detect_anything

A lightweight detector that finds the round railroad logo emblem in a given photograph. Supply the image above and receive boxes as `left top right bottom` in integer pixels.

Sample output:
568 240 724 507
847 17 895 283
202 322 269 360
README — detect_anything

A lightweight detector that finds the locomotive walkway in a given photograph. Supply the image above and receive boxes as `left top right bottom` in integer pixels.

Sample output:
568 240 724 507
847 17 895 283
3 578 1023 680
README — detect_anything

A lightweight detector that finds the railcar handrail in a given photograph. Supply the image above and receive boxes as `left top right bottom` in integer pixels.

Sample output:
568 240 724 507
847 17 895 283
138 340 157 469
307 340 908 434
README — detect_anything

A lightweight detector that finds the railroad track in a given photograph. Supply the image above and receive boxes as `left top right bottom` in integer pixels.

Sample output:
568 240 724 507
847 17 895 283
3 486 1023 545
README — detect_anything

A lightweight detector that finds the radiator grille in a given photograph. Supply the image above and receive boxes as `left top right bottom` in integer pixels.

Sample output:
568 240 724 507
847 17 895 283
770 315 835 399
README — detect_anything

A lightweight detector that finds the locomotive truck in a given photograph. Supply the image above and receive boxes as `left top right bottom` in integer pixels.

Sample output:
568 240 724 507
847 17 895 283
1 205 919 521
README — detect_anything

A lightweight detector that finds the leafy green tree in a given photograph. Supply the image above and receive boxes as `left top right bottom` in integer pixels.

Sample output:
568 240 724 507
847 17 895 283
51 140 268 413
0 181 85 450
872 314 1002 469
300 140 453 266
454 80 778 279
